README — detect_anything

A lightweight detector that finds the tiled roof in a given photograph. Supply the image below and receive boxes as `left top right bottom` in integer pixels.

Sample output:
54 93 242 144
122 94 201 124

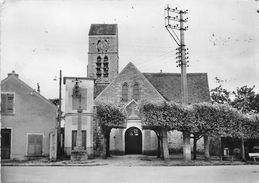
89 24 117 35
143 73 211 103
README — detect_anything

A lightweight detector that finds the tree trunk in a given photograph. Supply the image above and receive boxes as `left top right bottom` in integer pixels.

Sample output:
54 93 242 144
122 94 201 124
204 135 210 161
241 137 246 161
106 129 111 157
102 132 107 159
183 131 191 161
155 130 161 158
193 135 197 160
161 129 169 160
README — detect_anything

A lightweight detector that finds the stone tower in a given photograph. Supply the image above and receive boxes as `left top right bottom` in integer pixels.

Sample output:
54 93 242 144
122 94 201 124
87 24 119 84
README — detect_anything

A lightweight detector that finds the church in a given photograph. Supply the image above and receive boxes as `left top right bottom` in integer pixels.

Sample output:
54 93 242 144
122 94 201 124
63 24 210 157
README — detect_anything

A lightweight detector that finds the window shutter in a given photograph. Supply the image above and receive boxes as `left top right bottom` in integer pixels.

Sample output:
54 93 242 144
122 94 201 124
7 94 14 113
28 134 43 156
1 94 7 113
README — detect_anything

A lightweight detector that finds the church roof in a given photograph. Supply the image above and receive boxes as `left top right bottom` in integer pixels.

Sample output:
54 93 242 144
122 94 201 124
89 24 118 35
93 62 211 103
143 73 211 103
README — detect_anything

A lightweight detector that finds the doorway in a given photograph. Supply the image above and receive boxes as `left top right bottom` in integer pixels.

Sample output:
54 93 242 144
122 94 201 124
125 127 142 154
1 129 11 159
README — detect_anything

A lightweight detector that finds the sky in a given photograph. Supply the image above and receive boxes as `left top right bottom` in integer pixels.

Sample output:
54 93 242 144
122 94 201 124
1 0 259 100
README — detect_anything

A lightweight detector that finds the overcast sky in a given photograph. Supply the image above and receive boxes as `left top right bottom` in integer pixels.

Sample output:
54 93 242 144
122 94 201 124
1 0 259 99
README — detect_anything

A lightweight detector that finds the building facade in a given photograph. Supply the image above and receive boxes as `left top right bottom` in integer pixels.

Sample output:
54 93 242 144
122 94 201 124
1 71 57 160
63 24 211 157
63 77 95 158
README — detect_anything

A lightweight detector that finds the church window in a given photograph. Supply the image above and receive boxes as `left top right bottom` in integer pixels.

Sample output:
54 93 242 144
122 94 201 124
122 83 129 102
96 56 102 78
133 83 140 101
103 56 109 78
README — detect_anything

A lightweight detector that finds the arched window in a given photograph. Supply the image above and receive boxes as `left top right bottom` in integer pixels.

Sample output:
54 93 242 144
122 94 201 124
133 83 140 101
103 56 109 78
122 83 129 102
96 56 102 78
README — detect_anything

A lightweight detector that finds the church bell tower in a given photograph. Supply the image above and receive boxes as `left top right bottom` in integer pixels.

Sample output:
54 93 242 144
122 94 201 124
87 24 119 84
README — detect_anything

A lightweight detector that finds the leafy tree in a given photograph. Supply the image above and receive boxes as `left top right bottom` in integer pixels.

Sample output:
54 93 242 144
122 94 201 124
96 103 126 158
140 102 195 160
231 85 258 114
210 77 232 104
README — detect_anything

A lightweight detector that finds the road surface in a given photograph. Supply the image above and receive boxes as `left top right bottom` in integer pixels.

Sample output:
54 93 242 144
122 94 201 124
2 165 259 183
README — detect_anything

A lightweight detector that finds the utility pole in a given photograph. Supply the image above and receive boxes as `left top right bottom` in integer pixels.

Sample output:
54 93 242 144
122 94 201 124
57 70 62 158
165 5 191 161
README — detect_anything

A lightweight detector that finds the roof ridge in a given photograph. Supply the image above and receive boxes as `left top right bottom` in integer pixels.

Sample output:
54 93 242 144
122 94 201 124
143 72 207 75
1 74 58 111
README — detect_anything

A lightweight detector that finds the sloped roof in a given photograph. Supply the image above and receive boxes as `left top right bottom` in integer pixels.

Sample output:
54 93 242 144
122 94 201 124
143 73 211 103
94 84 108 98
1 71 57 110
95 62 165 104
89 24 117 35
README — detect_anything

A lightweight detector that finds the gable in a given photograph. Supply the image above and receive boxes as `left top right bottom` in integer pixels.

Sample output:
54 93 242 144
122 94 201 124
1 75 57 111
143 73 211 103
95 62 165 105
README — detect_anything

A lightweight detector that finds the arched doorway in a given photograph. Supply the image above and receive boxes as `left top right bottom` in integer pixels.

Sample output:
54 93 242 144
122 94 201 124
125 127 142 154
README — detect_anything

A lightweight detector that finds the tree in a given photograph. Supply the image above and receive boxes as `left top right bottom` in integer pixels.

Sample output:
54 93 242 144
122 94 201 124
140 101 195 161
210 77 232 104
96 103 126 158
140 102 172 160
231 85 258 114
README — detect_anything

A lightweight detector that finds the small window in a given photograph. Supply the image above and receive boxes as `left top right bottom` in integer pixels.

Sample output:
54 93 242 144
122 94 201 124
122 83 129 102
133 83 140 101
1 93 14 114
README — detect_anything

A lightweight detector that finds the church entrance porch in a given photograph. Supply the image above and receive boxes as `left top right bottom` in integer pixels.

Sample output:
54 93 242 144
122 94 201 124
125 127 142 154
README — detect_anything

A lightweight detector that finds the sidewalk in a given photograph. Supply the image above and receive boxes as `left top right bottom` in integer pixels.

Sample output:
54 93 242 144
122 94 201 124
1 154 258 167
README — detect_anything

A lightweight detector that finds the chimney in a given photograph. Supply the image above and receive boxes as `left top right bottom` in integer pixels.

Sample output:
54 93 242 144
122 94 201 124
8 70 19 77
160 69 163 73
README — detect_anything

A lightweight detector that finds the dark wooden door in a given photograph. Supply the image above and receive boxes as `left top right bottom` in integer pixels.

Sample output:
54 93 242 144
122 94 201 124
1 129 11 159
72 130 86 150
125 127 142 154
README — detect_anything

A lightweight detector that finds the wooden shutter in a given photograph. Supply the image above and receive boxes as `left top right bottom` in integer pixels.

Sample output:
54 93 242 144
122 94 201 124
1 94 7 113
28 134 43 156
7 94 14 113
72 130 86 150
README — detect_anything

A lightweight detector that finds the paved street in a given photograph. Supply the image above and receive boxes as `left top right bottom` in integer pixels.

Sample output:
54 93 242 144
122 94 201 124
2 165 259 183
